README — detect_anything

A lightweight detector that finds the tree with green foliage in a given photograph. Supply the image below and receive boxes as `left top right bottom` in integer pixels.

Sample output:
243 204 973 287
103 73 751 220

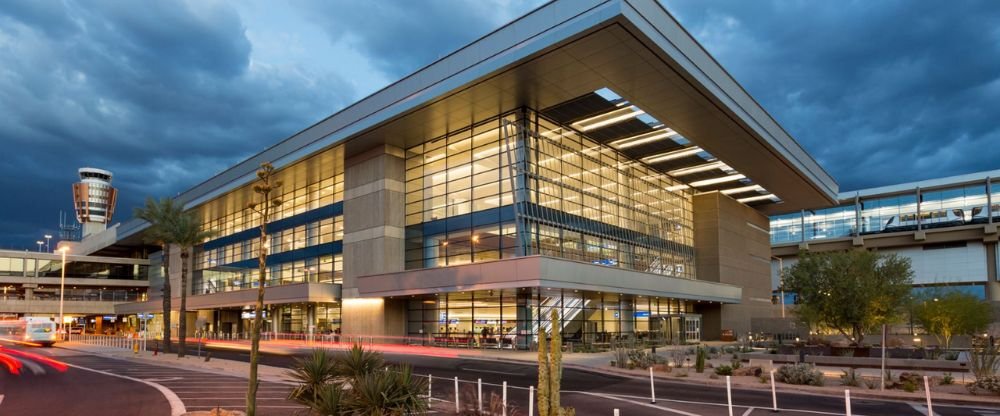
538 310 574 416
172 212 216 358
784 249 913 346
246 162 282 416
134 197 184 354
913 288 992 349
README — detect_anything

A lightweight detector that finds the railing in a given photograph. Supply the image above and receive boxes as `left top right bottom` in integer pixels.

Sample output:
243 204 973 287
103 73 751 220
72 333 147 352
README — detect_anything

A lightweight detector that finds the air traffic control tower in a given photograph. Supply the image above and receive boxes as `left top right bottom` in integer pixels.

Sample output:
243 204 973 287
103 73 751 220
72 167 117 237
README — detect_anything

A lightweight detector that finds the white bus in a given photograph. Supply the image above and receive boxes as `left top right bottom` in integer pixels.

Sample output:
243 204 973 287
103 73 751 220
0 317 58 347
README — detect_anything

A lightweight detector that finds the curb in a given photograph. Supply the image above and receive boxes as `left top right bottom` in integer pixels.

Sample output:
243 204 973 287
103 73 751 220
456 353 1000 408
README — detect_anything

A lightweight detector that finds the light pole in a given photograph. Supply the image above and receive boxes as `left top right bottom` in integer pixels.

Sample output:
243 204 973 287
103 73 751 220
44 234 52 252
771 256 785 318
36 240 44 252
58 246 69 340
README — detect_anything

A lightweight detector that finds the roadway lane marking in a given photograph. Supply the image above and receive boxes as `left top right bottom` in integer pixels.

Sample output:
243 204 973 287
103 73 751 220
741 407 755 416
64 362 187 416
147 377 184 382
461 367 523 376
909 402 939 416
592 392 864 416
567 391 701 415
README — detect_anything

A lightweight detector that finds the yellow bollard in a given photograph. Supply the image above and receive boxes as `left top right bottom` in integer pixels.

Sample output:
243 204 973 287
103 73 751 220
133 335 139 354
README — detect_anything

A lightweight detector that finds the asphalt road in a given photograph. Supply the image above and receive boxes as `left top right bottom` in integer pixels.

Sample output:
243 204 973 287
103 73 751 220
190 343 1000 416
0 343 170 416
3 340 1000 416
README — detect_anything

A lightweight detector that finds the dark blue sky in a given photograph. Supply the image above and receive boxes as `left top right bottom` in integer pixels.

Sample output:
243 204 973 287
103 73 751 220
0 0 997 249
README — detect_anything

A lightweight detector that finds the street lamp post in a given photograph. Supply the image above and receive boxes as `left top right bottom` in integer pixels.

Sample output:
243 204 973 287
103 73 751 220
36 241 44 252
44 234 52 252
58 246 69 340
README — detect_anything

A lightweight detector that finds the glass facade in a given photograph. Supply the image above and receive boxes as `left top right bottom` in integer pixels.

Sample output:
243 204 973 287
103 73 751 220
405 288 697 347
770 178 1000 244
404 110 695 278
192 145 346 295
0 256 148 281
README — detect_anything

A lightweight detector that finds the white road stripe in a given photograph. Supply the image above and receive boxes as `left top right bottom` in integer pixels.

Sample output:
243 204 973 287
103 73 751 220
461 367 524 376
741 407 755 416
65 362 186 416
909 402 939 416
568 391 701 416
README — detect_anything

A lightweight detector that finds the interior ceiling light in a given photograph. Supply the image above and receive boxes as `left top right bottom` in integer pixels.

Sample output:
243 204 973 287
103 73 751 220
737 194 779 203
642 147 703 164
665 184 690 192
721 184 765 195
610 128 678 149
689 174 746 188
668 161 729 177
571 106 644 131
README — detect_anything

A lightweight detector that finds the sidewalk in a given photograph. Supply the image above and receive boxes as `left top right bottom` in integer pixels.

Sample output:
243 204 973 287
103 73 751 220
59 338 1000 408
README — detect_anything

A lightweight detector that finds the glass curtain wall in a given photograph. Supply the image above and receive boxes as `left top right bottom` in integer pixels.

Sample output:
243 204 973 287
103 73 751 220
191 144 346 294
405 288 696 349
772 178 1000 242
404 109 696 278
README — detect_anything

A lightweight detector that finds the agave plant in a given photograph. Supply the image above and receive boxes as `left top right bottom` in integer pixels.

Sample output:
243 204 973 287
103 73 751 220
335 343 386 385
287 349 338 405
341 364 428 415
302 383 345 416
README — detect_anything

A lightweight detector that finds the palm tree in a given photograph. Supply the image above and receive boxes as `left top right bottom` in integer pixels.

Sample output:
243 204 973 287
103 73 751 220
134 197 183 354
172 212 216 358
246 162 282 416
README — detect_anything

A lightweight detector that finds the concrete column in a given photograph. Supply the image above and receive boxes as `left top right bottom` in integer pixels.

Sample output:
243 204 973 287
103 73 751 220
693 192 775 340
986 242 1000 302
341 144 407 340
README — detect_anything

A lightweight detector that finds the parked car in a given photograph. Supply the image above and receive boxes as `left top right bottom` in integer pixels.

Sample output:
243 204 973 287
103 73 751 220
69 326 84 335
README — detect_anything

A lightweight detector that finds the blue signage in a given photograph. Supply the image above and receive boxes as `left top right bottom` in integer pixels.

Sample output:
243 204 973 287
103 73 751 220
634 311 650 318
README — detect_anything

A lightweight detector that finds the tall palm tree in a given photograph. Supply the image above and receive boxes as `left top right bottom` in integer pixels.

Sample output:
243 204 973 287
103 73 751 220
173 212 216 358
246 162 282 416
134 197 183 354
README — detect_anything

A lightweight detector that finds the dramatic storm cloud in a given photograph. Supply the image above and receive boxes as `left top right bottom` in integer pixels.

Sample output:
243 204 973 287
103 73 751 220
0 0 997 249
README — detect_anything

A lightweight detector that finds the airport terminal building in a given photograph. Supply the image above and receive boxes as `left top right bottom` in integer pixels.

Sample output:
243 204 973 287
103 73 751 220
94 0 840 345
770 170 1000 305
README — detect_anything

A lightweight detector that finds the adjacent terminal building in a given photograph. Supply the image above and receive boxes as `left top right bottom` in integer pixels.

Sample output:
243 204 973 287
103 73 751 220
88 0 843 345
770 170 1000 305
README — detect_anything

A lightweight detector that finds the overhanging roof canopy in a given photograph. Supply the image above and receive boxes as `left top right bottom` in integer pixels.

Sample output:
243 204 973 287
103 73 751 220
119 0 839 245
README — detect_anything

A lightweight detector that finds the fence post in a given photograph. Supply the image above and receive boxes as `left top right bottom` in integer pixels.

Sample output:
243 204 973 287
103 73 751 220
923 376 933 416
844 389 852 416
770 369 778 412
428 374 432 404
478 378 483 412
454 376 460 413
502 381 508 416
649 366 656 403
614 410 620 416
529 386 534 416
726 375 734 416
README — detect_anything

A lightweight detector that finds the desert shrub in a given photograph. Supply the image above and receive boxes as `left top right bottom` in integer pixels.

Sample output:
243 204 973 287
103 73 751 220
968 375 1000 395
840 368 861 387
673 369 689 378
731 359 742 370
864 377 879 390
714 365 733 376
902 380 918 393
627 349 665 368
940 372 954 385
776 363 824 386
709 346 719 355
942 351 959 361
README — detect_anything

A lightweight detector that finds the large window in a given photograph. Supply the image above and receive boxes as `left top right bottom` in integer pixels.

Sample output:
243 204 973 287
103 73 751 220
198 145 345 237
404 110 696 279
